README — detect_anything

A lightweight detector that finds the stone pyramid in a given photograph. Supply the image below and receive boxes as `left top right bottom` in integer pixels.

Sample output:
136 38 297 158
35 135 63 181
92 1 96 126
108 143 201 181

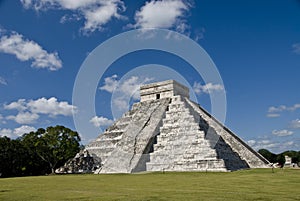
85 80 269 173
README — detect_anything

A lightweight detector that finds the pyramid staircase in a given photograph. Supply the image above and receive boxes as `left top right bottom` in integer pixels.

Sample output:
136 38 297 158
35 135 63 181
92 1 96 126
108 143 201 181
146 95 246 172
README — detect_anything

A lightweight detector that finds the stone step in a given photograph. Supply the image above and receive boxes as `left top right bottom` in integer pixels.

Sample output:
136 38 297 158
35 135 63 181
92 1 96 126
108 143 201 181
154 138 210 146
168 106 190 113
146 159 228 172
156 135 205 143
162 116 196 125
158 129 205 137
160 124 200 131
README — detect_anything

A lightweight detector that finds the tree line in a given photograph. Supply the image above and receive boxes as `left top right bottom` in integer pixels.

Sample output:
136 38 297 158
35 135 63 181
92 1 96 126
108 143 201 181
0 125 81 178
258 149 300 167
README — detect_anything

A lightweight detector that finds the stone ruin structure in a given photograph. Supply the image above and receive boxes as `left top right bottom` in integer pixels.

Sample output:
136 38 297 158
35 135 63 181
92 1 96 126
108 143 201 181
284 155 292 167
55 149 99 173
60 80 269 174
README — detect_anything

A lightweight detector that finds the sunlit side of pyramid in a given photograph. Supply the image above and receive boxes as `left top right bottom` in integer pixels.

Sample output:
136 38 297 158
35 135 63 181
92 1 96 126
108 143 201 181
84 80 269 173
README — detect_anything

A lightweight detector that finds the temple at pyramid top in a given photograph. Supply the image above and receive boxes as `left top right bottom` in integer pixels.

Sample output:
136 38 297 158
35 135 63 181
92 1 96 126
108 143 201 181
140 80 189 102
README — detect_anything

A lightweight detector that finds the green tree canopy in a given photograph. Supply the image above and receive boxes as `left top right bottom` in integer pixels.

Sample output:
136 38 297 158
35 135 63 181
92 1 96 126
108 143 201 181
21 125 81 174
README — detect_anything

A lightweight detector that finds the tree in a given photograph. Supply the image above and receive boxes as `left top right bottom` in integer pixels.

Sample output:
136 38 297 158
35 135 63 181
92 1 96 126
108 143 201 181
258 149 277 163
276 154 285 167
0 137 29 177
20 129 49 175
22 125 81 174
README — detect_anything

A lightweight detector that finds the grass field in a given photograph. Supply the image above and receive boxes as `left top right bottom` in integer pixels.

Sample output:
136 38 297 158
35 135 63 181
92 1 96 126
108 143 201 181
0 169 299 201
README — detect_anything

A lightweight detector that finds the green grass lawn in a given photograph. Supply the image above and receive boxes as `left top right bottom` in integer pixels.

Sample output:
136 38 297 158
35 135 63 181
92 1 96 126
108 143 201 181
0 169 299 201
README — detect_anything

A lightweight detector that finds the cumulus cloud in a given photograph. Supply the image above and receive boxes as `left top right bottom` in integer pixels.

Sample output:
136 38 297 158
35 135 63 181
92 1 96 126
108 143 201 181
0 31 62 70
7 112 39 124
0 76 7 85
99 74 118 93
249 138 296 153
99 75 153 100
0 125 36 138
0 128 14 138
27 97 76 116
13 125 36 136
133 0 190 33
82 1 126 32
118 76 152 100
111 75 152 110
90 116 114 128
272 129 294 137
290 119 300 129
113 97 131 111
4 97 76 124
247 140 256 146
4 99 27 111
254 139 280 150
267 103 300 118
20 0 126 33
99 75 153 114
268 104 300 113
193 82 224 95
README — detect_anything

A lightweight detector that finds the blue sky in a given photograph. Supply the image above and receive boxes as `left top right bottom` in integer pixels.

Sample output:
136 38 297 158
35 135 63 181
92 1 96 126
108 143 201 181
0 0 300 153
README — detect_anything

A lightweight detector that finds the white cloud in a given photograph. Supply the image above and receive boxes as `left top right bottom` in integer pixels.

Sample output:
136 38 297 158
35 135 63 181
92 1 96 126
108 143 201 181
247 140 256 146
90 116 113 128
118 76 151 100
27 97 76 116
268 105 287 113
82 1 125 33
292 43 300 54
4 97 76 124
249 139 279 150
193 82 224 95
267 104 300 118
0 76 7 85
99 74 118 93
268 104 300 113
99 75 153 100
266 113 280 118
249 137 297 153
0 128 13 138
133 0 190 32
4 99 27 111
21 0 126 33
13 125 36 136
113 97 129 111
0 125 36 138
99 75 153 114
290 119 300 129
7 112 39 124
272 129 294 137
0 32 62 70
